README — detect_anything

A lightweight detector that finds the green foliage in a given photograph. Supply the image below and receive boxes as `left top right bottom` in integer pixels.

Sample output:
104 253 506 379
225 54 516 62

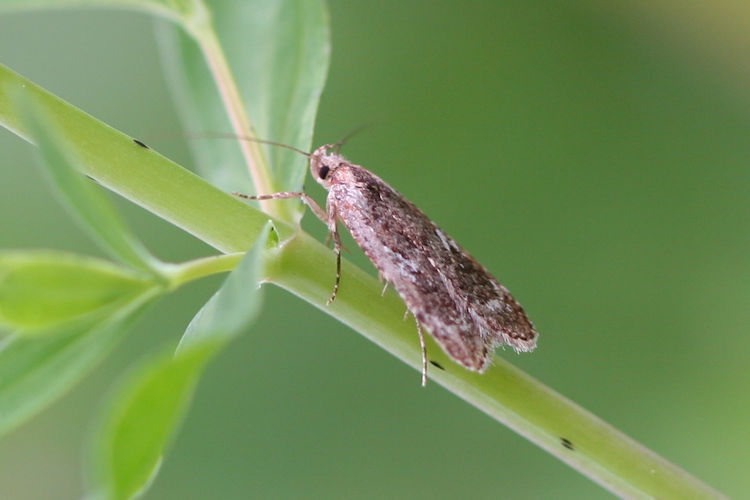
158 1 329 199
90 223 274 500
178 222 276 351
0 1 329 498
0 252 153 331
0 290 156 436
91 345 213 500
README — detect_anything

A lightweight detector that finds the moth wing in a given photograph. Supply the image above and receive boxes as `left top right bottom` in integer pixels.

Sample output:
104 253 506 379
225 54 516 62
328 167 537 373
396 225 537 372
426 228 538 363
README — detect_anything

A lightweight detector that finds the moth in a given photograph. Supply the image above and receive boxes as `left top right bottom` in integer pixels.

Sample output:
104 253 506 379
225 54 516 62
236 142 538 384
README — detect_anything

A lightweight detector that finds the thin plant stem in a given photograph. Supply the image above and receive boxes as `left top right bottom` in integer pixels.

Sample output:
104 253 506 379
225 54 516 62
185 19 283 219
163 252 244 289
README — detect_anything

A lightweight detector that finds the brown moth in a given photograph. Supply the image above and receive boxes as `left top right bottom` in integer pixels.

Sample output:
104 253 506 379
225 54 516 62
236 143 538 385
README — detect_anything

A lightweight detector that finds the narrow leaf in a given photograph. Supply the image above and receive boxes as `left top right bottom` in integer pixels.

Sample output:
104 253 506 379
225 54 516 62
0 290 158 437
90 222 275 499
178 220 276 351
0 251 154 331
90 344 214 500
157 0 330 199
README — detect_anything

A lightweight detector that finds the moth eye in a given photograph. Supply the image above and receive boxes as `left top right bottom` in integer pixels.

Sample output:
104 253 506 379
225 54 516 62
319 165 330 179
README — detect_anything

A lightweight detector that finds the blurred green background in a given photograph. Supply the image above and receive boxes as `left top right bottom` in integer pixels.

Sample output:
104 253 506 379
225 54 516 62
1 1 748 498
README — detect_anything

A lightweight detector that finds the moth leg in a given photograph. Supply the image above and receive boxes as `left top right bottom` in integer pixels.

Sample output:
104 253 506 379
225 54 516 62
326 213 343 306
381 279 389 296
403 310 428 386
323 233 351 254
236 189 343 305
233 191 327 223
374 271 389 295
416 320 428 387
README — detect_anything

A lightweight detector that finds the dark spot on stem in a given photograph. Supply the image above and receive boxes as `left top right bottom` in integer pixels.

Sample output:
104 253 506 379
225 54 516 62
561 437 574 451
429 360 445 370
132 138 149 149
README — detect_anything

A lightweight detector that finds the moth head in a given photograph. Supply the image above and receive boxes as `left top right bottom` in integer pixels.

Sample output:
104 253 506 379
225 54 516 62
310 144 346 189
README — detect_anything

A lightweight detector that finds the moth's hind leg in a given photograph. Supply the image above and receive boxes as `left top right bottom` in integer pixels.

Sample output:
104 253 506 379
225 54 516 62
416 320 428 387
404 310 429 387
378 271 389 296
325 214 343 306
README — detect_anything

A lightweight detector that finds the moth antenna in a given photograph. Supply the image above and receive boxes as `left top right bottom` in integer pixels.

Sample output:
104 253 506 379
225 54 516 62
331 122 375 153
184 132 312 157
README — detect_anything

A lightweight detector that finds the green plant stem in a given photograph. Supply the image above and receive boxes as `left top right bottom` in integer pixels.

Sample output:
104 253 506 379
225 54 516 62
164 253 244 289
0 63 288 253
0 65 728 500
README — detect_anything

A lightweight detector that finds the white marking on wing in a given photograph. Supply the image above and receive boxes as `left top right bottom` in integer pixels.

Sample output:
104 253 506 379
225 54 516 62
435 229 453 252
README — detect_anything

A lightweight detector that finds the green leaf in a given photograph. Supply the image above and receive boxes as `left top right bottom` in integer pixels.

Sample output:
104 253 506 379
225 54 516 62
157 0 330 207
178 220 276 350
90 222 276 500
0 251 154 331
0 290 157 437
90 344 214 500
22 98 161 274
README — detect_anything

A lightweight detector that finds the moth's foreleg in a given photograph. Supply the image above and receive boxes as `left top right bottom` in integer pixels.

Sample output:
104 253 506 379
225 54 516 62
232 191 327 223
235 190 343 306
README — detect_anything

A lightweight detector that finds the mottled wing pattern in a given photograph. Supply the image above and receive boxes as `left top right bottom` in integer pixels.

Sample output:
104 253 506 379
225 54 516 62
328 164 537 372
